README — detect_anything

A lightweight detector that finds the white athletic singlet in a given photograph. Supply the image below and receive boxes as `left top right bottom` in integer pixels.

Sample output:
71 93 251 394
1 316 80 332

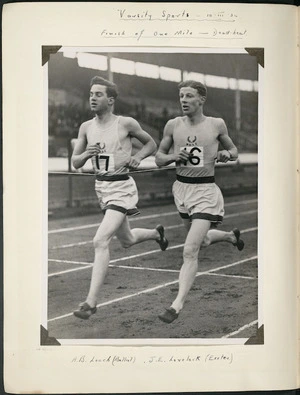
173 116 219 178
86 116 132 177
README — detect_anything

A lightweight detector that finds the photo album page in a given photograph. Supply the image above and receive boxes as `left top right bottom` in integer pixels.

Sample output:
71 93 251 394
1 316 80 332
2 2 299 393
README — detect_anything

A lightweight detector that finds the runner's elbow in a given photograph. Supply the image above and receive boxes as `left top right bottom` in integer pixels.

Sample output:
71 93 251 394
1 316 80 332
155 153 165 167
155 152 175 167
72 157 82 169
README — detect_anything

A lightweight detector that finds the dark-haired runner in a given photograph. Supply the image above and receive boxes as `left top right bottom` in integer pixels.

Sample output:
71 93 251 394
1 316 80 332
72 76 168 319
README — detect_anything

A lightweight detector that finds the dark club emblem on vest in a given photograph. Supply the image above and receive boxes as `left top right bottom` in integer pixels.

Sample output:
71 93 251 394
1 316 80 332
187 136 197 146
97 142 106 152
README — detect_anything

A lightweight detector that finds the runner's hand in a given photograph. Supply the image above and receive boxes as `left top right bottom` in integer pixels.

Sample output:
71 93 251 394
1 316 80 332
86 144 101 158
127 156 141 169
217 150 231 163
175 149 192 165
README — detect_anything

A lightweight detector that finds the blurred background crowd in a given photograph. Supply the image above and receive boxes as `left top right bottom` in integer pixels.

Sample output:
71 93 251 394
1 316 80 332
48 51 258 158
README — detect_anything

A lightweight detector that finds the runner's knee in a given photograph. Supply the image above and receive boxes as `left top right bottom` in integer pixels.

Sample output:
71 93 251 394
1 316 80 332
93 234 110 250
201 235 211 247
183 242 200 261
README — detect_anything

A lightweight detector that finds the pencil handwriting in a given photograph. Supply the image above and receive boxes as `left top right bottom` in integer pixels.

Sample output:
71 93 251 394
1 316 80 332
71 355 136 366
117 8 238 22
70 353 233 366
100 28 247 41
144 353 233 364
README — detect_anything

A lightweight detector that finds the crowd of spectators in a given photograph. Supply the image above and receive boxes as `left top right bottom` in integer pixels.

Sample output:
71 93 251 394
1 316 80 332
48 97 179 156
49 104 91 138
48 95 258 157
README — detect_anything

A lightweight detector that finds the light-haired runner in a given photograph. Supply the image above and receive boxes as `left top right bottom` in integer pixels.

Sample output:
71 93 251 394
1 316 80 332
155 80 244 324
72 76 168 319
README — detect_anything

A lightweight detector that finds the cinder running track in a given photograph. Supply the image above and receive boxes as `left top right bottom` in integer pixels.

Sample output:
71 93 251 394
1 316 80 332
47 193 258 342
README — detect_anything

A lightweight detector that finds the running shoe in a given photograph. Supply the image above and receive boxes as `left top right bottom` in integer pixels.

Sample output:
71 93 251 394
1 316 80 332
158 307 179 323
155 224 169 251
232 228 245 251
73 302 97 320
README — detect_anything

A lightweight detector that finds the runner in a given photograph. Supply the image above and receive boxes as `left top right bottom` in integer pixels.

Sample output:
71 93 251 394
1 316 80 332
72 76 168 319
155 80 244 323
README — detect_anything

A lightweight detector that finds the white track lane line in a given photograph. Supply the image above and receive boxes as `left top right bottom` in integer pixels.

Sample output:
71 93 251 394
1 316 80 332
241 227 257 234
48 259 91 265
48 199 258 234
48 254 258 279
207 272 256 280
206 256 257 274
49 225 258 275
224 199 257 207
51 240 93 249
48 211 176 234
222 320 258 338
50 210 257 250
110 265 257 280
110 264 179 273
48 255 257 322
161 225 257 234
48 244 185 277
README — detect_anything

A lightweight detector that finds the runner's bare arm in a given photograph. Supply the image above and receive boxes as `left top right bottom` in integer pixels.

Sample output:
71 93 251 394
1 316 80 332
217 119 238 163
125 117 157 168
72 123 100 169
155 119 190 166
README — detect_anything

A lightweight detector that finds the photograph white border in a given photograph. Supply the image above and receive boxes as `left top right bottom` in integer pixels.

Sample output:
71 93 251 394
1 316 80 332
44 46 262 346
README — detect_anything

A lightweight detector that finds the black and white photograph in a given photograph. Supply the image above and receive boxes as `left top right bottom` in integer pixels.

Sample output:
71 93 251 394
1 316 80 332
4 1 299 392
46 48 261 344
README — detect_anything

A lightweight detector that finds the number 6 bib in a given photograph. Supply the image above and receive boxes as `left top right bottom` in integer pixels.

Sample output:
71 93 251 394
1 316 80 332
180 146 204 167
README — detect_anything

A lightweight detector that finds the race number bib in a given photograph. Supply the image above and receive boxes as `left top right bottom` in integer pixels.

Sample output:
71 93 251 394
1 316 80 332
93 153 115 174
180 146 204 167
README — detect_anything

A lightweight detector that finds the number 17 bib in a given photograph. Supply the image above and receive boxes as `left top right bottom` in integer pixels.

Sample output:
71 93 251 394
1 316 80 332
92 153 115 174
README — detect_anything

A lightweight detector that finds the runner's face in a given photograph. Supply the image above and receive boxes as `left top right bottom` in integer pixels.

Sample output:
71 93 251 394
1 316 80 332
89 84 111 113
179 87 203 115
